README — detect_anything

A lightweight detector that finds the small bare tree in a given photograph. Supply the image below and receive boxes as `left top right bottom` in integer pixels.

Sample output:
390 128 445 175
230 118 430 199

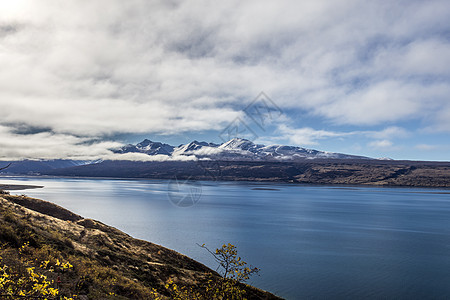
159 243 260 299
198 243 259 282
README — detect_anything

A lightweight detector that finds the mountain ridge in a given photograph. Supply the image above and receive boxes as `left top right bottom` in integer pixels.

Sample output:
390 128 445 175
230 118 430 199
114 138 370 161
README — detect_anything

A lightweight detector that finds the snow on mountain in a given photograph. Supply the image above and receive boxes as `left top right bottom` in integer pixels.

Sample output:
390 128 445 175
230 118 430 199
115 138 370 161
218 138 258 151
114 139 174 155
172 141 220 156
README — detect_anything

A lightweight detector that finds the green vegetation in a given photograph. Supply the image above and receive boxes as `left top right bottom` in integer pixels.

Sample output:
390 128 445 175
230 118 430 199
199 243 259 282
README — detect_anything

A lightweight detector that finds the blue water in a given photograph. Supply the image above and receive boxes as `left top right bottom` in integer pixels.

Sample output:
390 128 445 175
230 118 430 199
2 176 450 299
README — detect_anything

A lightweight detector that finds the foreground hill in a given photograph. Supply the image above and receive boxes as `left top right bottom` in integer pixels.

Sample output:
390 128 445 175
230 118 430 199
0 193 280 299
45 159 450 188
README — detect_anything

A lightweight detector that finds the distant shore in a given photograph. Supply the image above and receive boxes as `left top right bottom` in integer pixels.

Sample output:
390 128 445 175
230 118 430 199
0 184 43 191
43 159 450 188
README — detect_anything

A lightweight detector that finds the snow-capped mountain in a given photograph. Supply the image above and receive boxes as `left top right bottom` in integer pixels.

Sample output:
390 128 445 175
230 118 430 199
115 138 370 161
172 141 220 156
114 139 174 155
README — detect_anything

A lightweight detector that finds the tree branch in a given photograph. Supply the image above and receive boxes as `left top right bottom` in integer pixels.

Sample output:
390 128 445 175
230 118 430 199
0 163 11 171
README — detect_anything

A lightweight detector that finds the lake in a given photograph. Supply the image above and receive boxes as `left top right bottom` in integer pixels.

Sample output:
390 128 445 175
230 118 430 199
1 176 450 299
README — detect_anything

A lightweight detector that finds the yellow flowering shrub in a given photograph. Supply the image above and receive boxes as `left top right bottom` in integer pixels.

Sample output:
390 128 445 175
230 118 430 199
0 242 76 299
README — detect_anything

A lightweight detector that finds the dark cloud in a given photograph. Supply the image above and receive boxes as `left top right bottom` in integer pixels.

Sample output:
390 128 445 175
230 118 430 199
9 124 53 135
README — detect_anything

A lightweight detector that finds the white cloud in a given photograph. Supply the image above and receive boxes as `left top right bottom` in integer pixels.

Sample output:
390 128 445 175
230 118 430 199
0 125 199 161
415 144 438 151
277 124 410 147
428 106 450 133
382 39 450 77
277 124 347 146
368 140 394 149
0 0 449 158
103 153 197 162
0 125 121 160
368 126 410 140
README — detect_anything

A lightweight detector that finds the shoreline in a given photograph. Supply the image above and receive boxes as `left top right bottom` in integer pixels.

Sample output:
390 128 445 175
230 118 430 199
41 159 450 189
0 184 44 191
2 174 450 190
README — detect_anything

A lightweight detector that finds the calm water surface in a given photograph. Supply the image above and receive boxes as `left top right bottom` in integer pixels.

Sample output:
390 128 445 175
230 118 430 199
2 176 450 299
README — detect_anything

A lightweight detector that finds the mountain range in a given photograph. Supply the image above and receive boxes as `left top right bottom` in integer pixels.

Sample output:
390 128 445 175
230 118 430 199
0 139 369 176
114 138 370 161
0 159 90 175
1 139 448 188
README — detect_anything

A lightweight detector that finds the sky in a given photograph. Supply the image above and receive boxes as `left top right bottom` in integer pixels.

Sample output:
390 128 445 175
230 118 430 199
0 0 449 161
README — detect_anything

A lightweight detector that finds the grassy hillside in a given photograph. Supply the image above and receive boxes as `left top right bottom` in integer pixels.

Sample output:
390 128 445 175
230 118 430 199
0 192 280 299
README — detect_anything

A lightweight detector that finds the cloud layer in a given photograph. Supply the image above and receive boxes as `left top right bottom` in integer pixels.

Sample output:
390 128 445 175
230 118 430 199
0 0 449 159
